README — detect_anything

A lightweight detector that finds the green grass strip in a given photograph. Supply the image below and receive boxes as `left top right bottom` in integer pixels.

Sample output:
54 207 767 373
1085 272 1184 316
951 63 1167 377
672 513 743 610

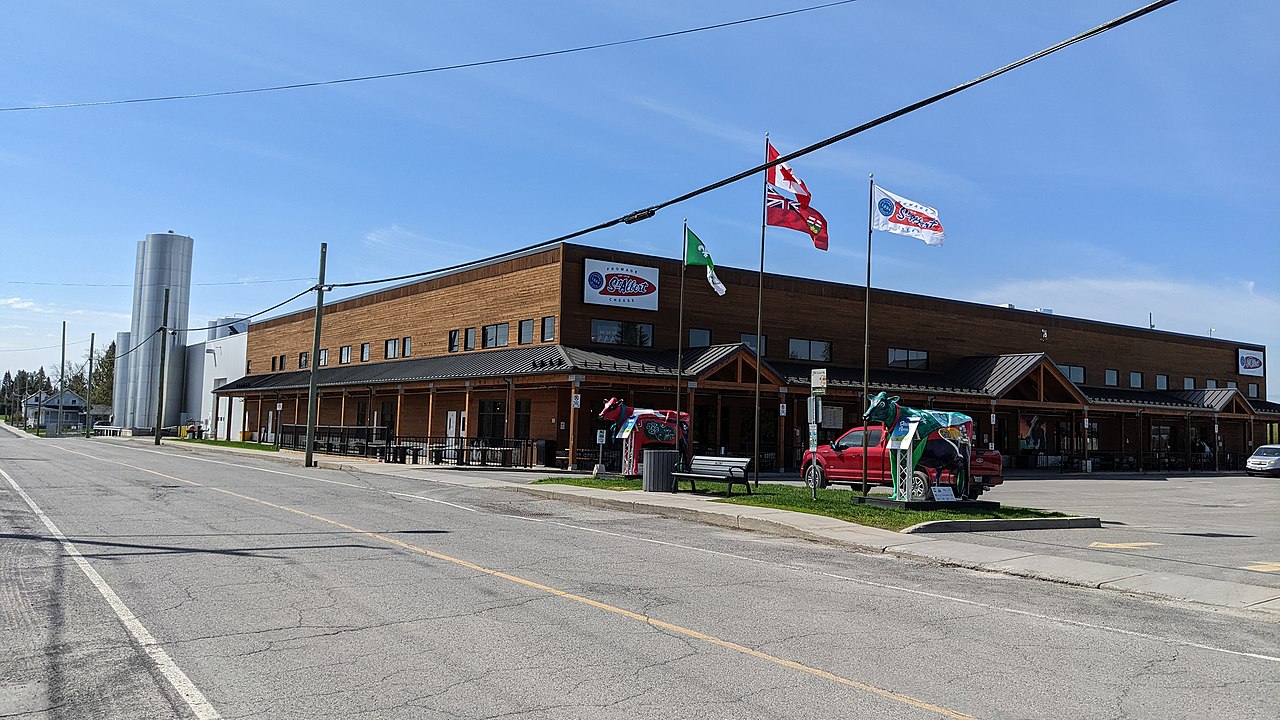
171 438 279 452
533 477 1064 532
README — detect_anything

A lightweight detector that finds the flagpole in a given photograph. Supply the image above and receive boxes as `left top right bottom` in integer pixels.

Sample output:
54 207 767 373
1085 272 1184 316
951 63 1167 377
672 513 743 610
676 219 687 477
753 132 768 489
861 173 874 497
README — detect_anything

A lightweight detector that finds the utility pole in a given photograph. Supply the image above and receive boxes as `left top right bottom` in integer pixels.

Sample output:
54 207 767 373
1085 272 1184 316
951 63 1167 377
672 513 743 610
303 243 327 467
85 332 95 437
57 321 65 438
154 289 170 446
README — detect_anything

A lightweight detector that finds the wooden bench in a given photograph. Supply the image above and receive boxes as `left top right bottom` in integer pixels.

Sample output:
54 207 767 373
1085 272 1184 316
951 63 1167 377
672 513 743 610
673 456 753 495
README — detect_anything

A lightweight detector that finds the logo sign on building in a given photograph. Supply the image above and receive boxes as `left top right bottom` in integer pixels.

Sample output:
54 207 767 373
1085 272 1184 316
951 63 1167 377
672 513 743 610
584 259 659 311
1238 348 1264 377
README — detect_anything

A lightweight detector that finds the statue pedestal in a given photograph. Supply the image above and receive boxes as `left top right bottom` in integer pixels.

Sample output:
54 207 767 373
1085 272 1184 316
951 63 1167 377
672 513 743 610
851 496 1001 512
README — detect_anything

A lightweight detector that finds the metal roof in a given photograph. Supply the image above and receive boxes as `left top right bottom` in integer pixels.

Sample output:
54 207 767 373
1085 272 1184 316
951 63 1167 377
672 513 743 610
944 353 1048 396
769 361 986 397
1081 386 1209 410
217 343 751 394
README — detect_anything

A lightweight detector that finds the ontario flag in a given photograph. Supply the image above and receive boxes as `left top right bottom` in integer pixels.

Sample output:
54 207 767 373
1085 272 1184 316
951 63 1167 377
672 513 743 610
766 141 810 205
871 185 945 246
766 186 829 250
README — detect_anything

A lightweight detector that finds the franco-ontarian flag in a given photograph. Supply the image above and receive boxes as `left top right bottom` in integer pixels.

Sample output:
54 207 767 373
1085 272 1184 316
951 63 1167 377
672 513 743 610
685 227 727 296
872 185 945 246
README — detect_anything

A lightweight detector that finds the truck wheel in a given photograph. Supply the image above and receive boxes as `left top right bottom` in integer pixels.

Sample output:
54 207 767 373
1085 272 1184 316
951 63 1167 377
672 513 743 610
804 463 828 489
909 471 932 500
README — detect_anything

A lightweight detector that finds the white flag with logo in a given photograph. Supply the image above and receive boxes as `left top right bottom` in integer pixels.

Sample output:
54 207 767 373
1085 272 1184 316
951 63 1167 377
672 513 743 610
871 185 945 246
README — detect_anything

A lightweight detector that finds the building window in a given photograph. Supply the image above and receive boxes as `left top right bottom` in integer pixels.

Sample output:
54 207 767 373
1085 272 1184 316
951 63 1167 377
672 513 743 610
385 338 399 359
477 399 505 441
299 351 309 369
689 328 711 348
464 327 476 350
889 348 928 370
593 319 653 347
271 356 277 372
483 323 509 349
340 346 352 364
789 338 832 362
1155 374 1167 390
1129 371 1143 389
741 333 766 356
278 354 286 370
246 360 252 373
360 343 370 362
448 330 460 353
1059 364 1085 384
519 319 534 345
402 337 412 357
1183 376 1194 390
318 349 329 367
1105 369 1118 386
1249 383 1259 398
541 316 555 342
1226 380 1236 389
1206 379 1217 389
514 398 531 440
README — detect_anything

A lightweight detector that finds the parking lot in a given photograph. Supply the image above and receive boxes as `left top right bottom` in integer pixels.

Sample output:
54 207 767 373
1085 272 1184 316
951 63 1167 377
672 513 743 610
921 473 1280 589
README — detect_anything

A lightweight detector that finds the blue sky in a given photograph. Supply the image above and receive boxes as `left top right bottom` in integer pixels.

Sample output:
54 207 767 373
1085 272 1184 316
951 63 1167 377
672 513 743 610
2 1 1276 399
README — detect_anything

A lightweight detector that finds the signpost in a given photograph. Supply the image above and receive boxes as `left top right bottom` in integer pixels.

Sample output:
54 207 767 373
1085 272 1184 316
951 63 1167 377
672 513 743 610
593 428 607 477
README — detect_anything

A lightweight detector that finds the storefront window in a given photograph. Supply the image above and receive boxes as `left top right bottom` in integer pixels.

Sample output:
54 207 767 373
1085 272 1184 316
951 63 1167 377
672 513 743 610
889 348 928 370
593 319 653 347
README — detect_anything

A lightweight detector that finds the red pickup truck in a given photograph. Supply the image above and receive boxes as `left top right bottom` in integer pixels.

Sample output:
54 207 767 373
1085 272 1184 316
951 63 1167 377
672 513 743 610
800 423 1004 498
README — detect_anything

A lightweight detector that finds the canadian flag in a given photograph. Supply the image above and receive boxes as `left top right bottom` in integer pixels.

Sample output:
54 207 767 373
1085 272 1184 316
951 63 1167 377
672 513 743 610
766 141 811 205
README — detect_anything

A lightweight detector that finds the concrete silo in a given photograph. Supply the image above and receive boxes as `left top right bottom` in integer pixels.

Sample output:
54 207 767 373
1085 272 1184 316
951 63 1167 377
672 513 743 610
121 232 194 430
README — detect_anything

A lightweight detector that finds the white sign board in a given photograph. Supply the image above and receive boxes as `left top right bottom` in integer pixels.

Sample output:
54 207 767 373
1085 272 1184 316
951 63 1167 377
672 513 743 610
808 423 819 452
596 429 606 444
572 393 582 409
887 418 920 450
931 486 957 502
779 403 787 417
1238 348 1264 377
583 259 660 311
276 403 283 411
810 367 828 396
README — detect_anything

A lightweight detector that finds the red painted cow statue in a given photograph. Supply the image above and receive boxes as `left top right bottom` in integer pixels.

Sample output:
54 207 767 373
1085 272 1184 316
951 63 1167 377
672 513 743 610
599 397 689 475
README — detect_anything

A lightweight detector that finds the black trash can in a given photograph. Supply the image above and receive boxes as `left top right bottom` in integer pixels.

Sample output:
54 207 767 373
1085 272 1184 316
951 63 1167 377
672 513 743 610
642 448 678 492
536 439 558 467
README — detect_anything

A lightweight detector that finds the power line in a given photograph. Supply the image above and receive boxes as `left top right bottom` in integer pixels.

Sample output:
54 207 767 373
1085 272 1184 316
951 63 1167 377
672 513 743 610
169 285 317 334
1 277 314 288
0 338 91 354
328 0 1179 292
0 1 860 113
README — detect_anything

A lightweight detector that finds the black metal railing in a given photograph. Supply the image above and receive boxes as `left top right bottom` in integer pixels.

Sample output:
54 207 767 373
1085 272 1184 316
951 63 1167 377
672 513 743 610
278 425 540 467
1060 451 1243 473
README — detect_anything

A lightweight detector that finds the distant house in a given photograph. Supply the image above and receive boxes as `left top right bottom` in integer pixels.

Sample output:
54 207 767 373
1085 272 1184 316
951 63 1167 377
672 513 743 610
23 390 87 431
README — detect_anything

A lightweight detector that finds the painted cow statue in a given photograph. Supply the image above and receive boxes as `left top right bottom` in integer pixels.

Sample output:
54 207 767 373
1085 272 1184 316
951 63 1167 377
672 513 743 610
599 397 689 476
863 391 974 499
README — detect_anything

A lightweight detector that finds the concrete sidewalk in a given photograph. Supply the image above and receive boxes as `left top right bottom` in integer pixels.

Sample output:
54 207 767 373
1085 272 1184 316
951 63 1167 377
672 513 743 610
83 435 1280 617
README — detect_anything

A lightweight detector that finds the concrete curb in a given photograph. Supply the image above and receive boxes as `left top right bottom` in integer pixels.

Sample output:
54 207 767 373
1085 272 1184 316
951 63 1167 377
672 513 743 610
900 516 1103 533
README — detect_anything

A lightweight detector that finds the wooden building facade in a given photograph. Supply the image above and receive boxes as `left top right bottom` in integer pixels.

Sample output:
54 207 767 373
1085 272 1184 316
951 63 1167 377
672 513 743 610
218 243 1278 472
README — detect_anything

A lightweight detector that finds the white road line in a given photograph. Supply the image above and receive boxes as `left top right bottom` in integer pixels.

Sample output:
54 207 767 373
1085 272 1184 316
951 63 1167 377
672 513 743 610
76 442 1280 665
388 491 476 512
0 465 221 719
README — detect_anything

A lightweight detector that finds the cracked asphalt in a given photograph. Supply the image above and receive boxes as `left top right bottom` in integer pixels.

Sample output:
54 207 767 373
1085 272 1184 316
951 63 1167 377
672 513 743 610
1 434 1276 719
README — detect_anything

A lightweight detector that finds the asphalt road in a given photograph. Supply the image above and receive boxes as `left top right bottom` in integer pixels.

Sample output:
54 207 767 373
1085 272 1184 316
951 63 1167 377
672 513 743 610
924 474 1280 589
2 434 1277 719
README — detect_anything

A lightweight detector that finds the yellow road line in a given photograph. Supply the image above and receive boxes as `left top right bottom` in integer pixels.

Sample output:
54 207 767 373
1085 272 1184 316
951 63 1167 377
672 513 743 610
1088 542 1162 549
54 446 975 720
1240 562 1280 573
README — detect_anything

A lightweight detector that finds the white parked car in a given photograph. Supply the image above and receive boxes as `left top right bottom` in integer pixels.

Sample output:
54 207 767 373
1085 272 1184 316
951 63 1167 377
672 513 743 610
1245 445 1280 477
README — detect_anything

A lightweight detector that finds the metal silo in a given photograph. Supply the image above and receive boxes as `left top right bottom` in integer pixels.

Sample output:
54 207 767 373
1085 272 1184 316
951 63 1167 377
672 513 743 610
111 331 130 425
124 232 193 431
